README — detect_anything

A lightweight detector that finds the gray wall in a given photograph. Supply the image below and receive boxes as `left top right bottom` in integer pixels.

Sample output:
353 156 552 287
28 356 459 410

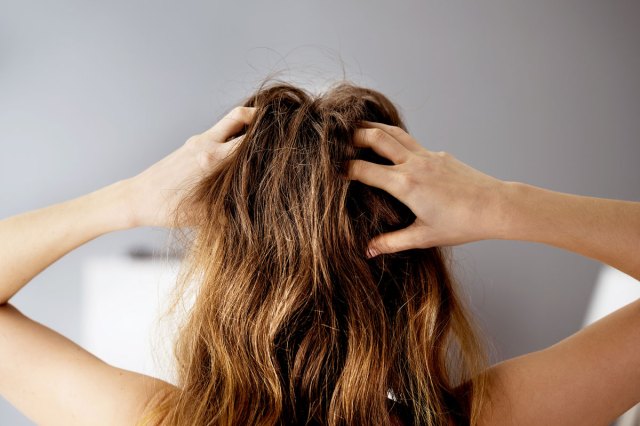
1 1 639 423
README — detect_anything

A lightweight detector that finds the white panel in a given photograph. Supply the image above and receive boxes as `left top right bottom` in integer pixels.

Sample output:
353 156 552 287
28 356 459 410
583 265 640 326
583 266 640 426
80 255 185 385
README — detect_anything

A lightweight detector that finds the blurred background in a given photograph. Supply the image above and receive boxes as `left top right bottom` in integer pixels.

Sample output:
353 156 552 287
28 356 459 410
1 0 639 424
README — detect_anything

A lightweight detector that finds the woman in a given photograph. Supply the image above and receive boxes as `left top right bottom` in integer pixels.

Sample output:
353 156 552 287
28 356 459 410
0 81 638 426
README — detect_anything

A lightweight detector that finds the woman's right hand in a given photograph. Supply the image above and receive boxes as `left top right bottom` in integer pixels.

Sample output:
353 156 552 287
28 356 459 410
347 121 511 257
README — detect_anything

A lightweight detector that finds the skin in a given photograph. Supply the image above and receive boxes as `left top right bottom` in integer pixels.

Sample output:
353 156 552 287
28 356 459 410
348 121 640 425
0 109 638 425
0 106 255 425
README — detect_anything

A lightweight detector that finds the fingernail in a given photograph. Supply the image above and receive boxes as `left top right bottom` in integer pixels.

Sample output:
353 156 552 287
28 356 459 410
366 247 377 259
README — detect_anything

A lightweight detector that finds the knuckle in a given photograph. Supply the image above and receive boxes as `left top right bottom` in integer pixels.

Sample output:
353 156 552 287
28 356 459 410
404 173 419 191
387 125 404 135
198 150 217 168
369 128 387 143
394 167 421 194
224 106 242 121
363 128 385 145
229 106 253 121
394 172 411 192
408 168 421 183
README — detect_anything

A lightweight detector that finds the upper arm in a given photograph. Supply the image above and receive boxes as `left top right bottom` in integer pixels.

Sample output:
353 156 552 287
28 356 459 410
0 303 176 426
479 297 640 425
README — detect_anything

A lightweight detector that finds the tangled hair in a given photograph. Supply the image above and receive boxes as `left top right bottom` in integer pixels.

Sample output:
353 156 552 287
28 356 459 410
140 80 489 425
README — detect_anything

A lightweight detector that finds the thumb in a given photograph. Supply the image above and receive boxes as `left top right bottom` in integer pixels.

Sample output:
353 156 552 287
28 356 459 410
366 222 428 258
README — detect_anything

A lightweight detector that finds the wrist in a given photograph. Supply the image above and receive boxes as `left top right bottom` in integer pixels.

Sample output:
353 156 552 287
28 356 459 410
92 179 139 231
492 180 530 240
495 180 558 242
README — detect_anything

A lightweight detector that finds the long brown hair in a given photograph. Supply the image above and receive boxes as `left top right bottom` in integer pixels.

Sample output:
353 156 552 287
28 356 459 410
140 80 489 425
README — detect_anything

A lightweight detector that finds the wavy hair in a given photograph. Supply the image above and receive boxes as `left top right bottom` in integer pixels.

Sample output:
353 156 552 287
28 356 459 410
139 80 489 426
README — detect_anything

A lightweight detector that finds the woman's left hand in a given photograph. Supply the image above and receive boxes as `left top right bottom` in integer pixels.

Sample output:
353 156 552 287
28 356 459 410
123 106 256 228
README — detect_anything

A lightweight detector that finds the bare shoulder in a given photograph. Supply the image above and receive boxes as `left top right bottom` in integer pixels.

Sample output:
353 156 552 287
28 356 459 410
478 298 640 426
0 303 176 426
107 366 177 425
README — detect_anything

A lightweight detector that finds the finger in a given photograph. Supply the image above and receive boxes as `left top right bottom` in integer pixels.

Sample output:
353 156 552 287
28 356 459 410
346 159 400 194
200 133 244 154
197 134 245 171
360 121 423 152
347 160 412 206
366 223 428 258
206 106 257 142
219 134 244 155
353 128 410 164
222 133 244 146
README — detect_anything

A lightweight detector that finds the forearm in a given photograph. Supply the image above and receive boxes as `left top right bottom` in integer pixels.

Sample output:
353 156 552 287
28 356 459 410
499 181 640 280
0 180 135 305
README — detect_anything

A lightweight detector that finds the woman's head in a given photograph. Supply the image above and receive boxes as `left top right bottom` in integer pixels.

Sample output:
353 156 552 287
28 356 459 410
144 80 488 426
